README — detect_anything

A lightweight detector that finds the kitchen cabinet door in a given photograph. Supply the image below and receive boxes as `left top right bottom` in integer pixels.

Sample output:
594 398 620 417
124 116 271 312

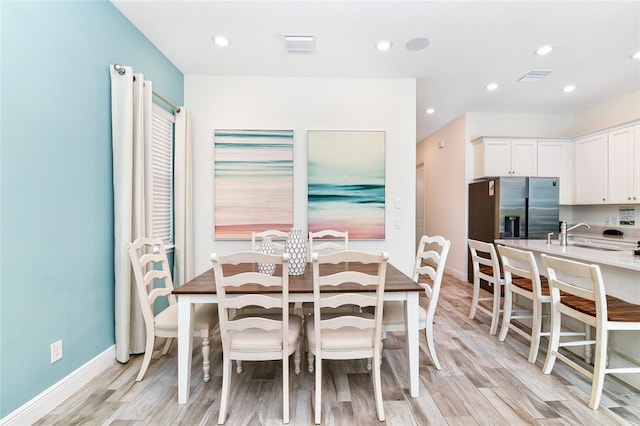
473 137 537 178
537 140 573 204
608 125 640 204
574 133 608 204
482 139 511 176
510 140 538 176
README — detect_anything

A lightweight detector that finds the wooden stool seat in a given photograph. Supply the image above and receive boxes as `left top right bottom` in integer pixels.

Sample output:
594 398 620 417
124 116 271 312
479 264 501 278
511 276 550 296
562 294 640 322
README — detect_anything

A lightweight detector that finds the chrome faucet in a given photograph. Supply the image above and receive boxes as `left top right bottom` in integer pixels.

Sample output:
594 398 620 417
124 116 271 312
559 221 591 246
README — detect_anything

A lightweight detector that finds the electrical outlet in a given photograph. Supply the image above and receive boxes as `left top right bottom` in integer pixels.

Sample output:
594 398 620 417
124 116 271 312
50 340 63 363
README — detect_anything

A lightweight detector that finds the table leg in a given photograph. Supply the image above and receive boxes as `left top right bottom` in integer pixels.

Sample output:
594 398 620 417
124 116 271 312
177 296 194 404
405 291 420 397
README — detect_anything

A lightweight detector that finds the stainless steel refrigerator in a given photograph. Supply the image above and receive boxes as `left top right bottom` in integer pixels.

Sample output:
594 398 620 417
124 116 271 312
467 177 559 280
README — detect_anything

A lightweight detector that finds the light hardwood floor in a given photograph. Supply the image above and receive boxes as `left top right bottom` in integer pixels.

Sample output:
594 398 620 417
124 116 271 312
35 274 640 425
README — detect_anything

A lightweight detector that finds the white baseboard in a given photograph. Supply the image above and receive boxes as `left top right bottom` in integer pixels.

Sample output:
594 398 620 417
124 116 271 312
1 345 117 426
445 266 467 282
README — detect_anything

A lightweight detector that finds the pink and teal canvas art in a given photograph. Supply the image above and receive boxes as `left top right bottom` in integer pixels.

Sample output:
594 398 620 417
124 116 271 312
214 129 293 239
308 130 385 239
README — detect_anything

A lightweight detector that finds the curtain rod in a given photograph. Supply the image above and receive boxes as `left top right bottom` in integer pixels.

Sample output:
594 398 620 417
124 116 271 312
113 64 181 113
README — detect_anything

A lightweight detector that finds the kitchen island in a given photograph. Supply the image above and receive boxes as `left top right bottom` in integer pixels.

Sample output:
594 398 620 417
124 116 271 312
496 237 640 391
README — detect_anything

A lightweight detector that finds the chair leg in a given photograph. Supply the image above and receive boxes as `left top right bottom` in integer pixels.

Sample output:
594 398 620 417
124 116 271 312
136 333 156 382
498 286 513 342
201 332 211 382
542 304 562 374
589 328 608 409
283 355 290 423
425 321 441 370
218 356 232 424
294 340 301 375
307 347 314 373
584 325 592 365
162 338 173 355
372 351 385 422
489 284 501 335
469 278 480 320
314 355 322 425
236 360 243 374
528 301 543 363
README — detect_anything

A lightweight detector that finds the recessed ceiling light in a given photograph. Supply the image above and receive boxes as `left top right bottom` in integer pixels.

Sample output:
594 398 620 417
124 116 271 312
376 40 392 51
212 35 230 47
563 85 576 93
535 45 554 55
485 83 499 91
632 51 640 59
426 108 435 114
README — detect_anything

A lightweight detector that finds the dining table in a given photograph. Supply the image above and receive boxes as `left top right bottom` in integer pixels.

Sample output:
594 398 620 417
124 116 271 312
173 260 424 404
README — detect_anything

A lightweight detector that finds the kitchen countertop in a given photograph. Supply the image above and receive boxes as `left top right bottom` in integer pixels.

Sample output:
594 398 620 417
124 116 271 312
495 238 640 272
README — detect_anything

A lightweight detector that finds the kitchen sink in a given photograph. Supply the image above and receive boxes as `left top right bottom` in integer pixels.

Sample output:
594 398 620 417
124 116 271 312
571 242 625 251
552 240 626 251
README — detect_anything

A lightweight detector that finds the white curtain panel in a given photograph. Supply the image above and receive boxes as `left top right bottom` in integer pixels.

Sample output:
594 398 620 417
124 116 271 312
110 64 152 362
174 108 194 285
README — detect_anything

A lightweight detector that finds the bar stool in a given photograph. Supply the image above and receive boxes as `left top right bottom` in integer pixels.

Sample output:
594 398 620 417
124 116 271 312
497 245 586 363
467 239 504 335
541 254 640 409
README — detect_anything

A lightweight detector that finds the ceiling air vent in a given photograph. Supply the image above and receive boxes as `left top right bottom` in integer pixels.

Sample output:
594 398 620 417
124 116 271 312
283 34 315 54
517 69 553 83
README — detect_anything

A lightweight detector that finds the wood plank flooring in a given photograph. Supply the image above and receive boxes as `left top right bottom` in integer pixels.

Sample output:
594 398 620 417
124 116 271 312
35 274 640 425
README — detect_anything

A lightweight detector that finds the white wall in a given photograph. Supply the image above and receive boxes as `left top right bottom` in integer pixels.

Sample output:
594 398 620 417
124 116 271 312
416 116 467 280
572 90 640 136
185 75 417 276
466 112 575 139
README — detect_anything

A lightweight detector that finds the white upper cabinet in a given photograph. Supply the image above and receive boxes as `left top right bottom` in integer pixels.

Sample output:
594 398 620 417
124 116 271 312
574 133 608 204
537 139 574 204
608 125 640 204
473 137 537 178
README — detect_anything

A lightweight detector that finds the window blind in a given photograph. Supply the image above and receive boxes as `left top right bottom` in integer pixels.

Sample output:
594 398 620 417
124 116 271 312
151 103 174 245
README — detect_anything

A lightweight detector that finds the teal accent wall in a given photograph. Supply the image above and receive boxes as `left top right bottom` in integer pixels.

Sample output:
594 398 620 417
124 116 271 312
0 1 183 417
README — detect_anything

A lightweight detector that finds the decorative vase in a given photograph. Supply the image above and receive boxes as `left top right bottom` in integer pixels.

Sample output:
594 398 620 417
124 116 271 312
257 236 276 275
285 228 307 276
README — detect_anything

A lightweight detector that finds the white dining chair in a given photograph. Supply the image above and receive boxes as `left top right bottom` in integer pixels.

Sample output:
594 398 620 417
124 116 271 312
127 237 217 382
305 229 350 315
541 254 640 409
211 251 302 424
381 235 450 370
308 229 348 257
306 250 389 424
251 229 289 253
467 239 504 335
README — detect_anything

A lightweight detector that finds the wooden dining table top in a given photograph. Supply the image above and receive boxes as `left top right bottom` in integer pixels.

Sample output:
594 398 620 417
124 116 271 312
173 262 422 295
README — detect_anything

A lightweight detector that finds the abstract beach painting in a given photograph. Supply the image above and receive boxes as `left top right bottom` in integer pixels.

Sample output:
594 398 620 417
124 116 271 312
308 130 385 239
214 129 293 239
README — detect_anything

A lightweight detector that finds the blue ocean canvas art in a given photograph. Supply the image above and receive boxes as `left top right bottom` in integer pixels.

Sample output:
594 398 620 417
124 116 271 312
308 131 385 239
214 129 293 239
